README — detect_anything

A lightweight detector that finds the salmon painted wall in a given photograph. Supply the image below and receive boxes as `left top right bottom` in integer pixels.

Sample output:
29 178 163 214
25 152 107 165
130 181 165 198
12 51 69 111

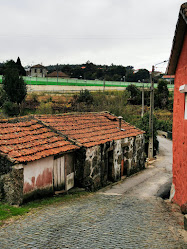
172 31 187 206
23 156 53 194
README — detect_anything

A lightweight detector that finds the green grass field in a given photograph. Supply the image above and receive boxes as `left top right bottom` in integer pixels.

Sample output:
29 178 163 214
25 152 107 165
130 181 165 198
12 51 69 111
0 75 174 89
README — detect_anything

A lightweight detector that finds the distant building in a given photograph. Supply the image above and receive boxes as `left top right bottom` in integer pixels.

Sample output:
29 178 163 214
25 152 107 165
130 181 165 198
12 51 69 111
47 71 69 79
30 64 47 78
162 75 175 84
167 3 187 210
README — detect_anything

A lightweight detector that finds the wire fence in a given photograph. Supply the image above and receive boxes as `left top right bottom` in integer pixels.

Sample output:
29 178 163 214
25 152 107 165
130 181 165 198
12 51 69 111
0 75 174 89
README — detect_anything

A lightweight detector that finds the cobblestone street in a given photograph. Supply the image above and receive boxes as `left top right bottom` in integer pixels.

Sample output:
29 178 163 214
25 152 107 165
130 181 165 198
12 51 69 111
0 137 186 248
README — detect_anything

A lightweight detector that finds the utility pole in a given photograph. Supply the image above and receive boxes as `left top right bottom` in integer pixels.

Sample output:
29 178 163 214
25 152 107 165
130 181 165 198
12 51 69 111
148 60 168 160
57 63 58 84
141 84 144 118
148 66 154 159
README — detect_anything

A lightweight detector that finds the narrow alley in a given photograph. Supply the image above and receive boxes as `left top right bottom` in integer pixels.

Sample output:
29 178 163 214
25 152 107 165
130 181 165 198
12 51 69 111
0 137 186 249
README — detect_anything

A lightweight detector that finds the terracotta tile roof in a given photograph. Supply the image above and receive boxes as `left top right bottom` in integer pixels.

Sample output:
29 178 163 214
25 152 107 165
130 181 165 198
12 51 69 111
31 64 46 69
36 112 144 148
0 119 78 163
47 71 69 78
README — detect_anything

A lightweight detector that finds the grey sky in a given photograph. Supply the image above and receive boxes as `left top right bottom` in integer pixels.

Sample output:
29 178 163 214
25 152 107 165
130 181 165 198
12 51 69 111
0 0 185 71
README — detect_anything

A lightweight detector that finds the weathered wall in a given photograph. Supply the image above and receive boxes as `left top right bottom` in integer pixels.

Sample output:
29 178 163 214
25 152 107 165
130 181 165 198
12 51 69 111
2 167 24 205
172 31 187 207
0 155 15 202
79 134 144 191
65 153 75 191
31 68 47 78
0 155 14 176
23 156 53 196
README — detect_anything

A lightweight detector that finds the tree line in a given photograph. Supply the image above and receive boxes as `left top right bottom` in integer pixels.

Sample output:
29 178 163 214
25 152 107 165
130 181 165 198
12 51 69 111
0 58 165 83
47 61 152 82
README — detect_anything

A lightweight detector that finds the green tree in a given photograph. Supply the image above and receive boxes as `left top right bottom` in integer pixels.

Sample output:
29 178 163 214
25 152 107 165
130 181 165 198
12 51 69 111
135 69 150 82
2 60 27 115
137 113 159 156
16 57 26 76
126 84 141 105
154 79 169 109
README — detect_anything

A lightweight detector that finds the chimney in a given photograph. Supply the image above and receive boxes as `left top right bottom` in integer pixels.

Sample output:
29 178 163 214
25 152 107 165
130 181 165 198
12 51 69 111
118 116 123 130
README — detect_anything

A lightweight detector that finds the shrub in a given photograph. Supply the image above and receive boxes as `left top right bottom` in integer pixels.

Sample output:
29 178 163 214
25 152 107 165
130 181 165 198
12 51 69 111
3 101 20 116
126 84 141 105
157 120 172 132
154 79 169 109
137 113 159 156
36 102 53 114
77 89 93 105
0 88 6 108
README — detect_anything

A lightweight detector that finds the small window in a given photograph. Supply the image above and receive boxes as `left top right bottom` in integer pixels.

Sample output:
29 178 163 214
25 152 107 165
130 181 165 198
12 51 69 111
185 93 187 120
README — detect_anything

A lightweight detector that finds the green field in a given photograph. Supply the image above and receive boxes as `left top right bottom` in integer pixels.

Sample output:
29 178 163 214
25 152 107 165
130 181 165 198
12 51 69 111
0 75 174 89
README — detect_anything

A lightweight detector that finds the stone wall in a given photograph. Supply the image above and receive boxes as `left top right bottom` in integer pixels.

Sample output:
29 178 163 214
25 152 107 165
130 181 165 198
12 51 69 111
0 155 14 176
1 168 24 205
76 134 145 191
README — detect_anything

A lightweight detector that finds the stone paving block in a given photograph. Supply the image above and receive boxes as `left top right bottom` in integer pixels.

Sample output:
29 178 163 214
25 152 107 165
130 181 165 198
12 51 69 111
0 194 186 248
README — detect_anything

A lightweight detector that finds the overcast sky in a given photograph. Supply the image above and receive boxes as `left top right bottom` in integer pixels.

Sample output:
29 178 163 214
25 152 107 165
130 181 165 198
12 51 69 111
0 0 185 71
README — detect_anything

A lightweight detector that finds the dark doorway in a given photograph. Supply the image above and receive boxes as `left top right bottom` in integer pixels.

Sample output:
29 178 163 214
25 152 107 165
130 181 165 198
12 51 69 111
108 150 113 181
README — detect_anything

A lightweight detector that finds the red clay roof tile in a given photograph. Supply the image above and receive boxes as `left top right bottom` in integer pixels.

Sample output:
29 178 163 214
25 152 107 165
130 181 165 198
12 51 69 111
0 119 78 163
36 112 144 148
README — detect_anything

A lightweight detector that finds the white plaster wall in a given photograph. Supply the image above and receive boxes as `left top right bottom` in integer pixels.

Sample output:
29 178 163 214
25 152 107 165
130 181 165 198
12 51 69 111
23 156 53 193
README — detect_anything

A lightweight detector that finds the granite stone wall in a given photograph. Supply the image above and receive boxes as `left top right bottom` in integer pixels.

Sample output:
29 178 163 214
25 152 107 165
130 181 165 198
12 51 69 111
0 155 14 176
77 134 145 191
1 168 24 205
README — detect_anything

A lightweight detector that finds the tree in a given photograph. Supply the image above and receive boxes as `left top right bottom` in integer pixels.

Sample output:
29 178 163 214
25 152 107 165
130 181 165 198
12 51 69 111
135 69 150 82
126 84 141 105
2 60 27 115
16 57 26 76
137 113 159 156
154 79 169 109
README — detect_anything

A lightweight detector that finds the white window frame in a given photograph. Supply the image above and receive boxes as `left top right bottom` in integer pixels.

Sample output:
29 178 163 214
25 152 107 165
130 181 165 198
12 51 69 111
179 85 187 120
185 93 187 120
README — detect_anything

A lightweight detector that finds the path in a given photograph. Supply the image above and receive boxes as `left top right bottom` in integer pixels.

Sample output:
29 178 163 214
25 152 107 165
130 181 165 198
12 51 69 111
0 137 186 249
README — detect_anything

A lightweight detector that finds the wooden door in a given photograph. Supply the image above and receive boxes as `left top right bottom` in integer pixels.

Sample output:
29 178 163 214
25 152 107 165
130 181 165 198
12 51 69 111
53 156 65 190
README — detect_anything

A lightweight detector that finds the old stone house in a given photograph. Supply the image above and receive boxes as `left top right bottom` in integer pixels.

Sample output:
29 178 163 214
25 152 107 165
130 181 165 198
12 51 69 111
167 3 187 209
30 64 47 78
36 112 145 191
0 112 145 204
0 117 78 205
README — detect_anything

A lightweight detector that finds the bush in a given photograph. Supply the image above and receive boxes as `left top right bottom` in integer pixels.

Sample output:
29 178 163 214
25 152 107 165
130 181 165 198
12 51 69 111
126 84 141 105
3 101 20 116
157 120 172 132
154 79 169 109
0 88 6 108
36 102 53 114
137 113 159 156
77 89 93 105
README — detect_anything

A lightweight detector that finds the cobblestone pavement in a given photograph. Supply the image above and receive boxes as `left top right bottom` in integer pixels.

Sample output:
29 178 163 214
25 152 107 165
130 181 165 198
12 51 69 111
0 194 186 248
0 137 187 249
